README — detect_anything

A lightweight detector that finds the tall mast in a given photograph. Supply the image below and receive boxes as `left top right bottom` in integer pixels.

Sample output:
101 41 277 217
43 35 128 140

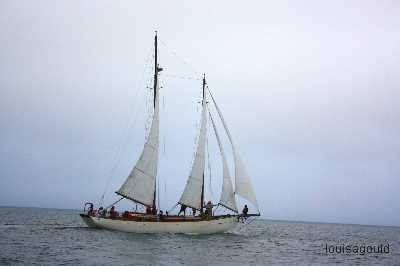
152 31 158 213
153 31 158 108
200 74 206 214
116 32 161 210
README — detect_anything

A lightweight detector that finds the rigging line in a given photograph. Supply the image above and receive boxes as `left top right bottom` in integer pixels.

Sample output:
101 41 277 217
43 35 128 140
162 89 165 113
98 46 153 206
144 56 156 138
188 91 203 168
206 121 214 200
159 39 201 77
157 177 160 211
162 89 166 156
163 180 167 210
99 92 146 206
100 72 150 206
163 136 166 155
105 197 124 209
162 73 201 80
214 205 219 215
168 203 178 213
145 69 156 138
205 84 236 152
208 86 259 211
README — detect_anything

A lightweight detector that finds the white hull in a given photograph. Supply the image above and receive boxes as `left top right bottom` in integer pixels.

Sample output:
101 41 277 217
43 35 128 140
80 215 238 234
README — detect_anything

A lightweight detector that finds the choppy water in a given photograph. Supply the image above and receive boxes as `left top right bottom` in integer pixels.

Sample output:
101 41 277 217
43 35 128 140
0 207 399 265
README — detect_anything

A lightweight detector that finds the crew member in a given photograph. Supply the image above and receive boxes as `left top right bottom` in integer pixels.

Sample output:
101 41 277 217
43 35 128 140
205 201 215 217
87 203 94 215
97 207 104 217
146 206 151 214
242 205 248 217
110 206 118 218
178 204 187 216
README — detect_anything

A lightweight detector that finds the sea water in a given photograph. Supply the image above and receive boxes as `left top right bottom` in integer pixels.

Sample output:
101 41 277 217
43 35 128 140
0 207 399 265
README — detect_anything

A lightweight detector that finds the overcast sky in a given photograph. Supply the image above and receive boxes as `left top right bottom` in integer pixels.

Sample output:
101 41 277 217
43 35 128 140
1 0 399 227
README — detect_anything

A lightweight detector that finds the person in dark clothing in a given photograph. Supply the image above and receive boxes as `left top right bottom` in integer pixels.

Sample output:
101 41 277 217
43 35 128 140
87 203 94 215
192 207 196 216
110 206 118 218
178 204 187 216
242 205 248 217
205 201 215 217
146 206 151 214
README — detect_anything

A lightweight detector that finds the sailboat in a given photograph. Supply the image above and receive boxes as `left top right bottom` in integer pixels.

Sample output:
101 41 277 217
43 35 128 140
80 32 260 234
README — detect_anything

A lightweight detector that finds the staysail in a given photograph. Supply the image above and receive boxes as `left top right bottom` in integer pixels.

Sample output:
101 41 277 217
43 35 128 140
179 77 207 210
209 90 259 208
209 111 238 212
116 33 161 207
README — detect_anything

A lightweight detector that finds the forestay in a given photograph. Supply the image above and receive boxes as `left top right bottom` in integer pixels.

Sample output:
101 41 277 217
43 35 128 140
209 111 238 213
209 90 259 209
116 83 160 207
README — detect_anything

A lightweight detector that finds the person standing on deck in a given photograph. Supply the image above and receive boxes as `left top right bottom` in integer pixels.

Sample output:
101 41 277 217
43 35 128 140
110 206 118 218
241 205 249 222
97 207 104 217
242 205 248 217
205 201 215 217
87 203 94 215
146 206 151 214
178 204 187 216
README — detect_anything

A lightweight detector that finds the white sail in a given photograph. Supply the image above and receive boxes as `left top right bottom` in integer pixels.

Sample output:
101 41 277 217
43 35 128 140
233 153 258 207
116 83 159 207
179 89 207 210
209 91 258 208
209 111 238 212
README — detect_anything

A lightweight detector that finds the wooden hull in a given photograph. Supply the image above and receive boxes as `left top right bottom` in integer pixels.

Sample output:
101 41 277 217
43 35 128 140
80 214 238 234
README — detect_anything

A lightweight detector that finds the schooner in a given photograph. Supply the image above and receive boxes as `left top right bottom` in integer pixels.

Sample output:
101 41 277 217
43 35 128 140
80 32 260 234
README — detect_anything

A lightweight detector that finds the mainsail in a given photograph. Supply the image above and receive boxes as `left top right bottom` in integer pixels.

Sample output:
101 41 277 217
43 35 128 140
209 111 238 213
116 33 161 207
209 90 259 208
179 77 207 210
116 84 159 207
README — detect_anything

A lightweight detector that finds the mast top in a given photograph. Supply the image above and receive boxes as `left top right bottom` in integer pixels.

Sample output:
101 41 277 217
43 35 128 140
202 74 206 104
153 31 159 109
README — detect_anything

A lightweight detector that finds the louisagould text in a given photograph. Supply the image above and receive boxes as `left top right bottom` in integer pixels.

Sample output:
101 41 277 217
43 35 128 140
325 243 390 255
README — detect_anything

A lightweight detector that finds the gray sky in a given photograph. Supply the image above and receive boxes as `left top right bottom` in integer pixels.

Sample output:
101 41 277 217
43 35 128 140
1 0 399 227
